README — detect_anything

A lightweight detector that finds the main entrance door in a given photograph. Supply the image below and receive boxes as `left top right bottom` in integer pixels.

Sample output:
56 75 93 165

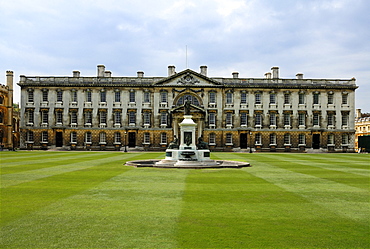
312 134 320 149
128 132 136 147
56 132 63 147
240 133 248 149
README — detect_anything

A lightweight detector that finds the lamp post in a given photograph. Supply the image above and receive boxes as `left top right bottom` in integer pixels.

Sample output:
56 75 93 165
249 131 253 153
124 131 127 152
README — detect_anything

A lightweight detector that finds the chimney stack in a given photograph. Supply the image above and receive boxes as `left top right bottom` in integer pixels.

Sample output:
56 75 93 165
265 72 272 79
271 67 279 79
168 65 176 76
200 66 207 76
104 71 112 77
356 109 362 118
73 71 80 77
296 73 303 79
137 71 144 78
6 71 13 90
97 65 105 77
232 72 239 78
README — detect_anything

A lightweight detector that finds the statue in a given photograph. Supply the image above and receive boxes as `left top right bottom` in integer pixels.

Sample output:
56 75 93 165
184 98 191 115
197 135 209 149
184 133 192 146
168 135 179 149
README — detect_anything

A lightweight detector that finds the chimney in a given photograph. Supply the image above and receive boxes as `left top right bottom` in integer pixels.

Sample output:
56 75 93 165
137 71 144 78
73 71 80 77
6 71 13 90
168 65 176 76
232 72 239 78
296 73 303 79
265 72 271 79
356 109 362 118
97 65 105 77
200 66 207 76
271 67 279 79
104 71 112 77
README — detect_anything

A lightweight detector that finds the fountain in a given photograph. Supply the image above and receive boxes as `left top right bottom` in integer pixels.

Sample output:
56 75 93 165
126 100 250 169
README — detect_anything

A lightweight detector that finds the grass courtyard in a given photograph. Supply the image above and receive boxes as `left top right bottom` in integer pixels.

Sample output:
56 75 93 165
0 151 369 248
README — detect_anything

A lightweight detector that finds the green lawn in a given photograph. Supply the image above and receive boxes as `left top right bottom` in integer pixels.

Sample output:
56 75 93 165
1 151 369 248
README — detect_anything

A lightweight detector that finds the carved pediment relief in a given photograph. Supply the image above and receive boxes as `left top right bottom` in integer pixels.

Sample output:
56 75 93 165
153 69 222 86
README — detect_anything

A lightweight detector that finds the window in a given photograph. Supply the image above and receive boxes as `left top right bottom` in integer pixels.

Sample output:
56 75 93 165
255 93 261 104
144 132 150 144
284 93 290 104
161 133 167 144
209 133 216 145
284 113 290 126
114 132 121 143
270 113 276 126
299 113 305 126
298 134 305 144
27 131 34 142
241 92 247 104
57 90 63 102
255 133 262 145
100 111 107 125
240 113 247 126
27 90 34 103
114 112 121 124
71 111 77 124
160 91 167 103
28 110 34 124
269 93 276 104
328 93 334 104
342 113 348 126
342 134 349 144
0 96 3 105
100 91 106 102
255 113 262 126
299 93 305 104
327 113 334 126
209 113 216 126
70 132 77 143
143 112 151 125
342 94 348 105
226 113 232 126
313 92 319 105
226 92 233 104
161 112 167 126
328 134 334 145
226 133 233 144
86 91 92 102
0 112 3 123
284 134 291 145
144 91 150 103
56 111 63 124
42 111 48 124
41 131 48 143
99 132 106 143
313 113 320 126
209 92 216 104
71 90 77 102
270 134 276 145
176 95 200 106
129 111 136 125
85 111 92 124
42 90 48 102
129 91 135 103
114 91 121 102
85 132 92 143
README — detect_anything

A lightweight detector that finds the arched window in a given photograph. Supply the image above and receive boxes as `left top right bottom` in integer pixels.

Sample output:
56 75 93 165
176 94 200 107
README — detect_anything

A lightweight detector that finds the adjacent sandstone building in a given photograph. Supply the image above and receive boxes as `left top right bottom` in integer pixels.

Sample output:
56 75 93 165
18 65 357 152
355 109 370 151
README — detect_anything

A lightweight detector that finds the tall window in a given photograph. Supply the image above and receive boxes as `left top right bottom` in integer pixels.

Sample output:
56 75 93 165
313 113 320 126
71 90 77 102
129 111 136 124
255 133 262 145
226 113 232 126
209 92 216 104
298 134 305 144
226 133 232 144
176 95 200 106
299 93 305 104
284 93 290 104
161 112 167 126
143 112 151 125
144 91 150 103
342 134 349 144
129 91 135 103
269 93 276 104
100 91 106 102
342 113 348 126
328 134 334 145
327 113 334 126
255 93 261 104
85 111 92 124
342 94 348 105
57 90 63 102
240 113 247 126
160 91 168 103
209 133 216 145
71 111 77 124
270 113 276 126
114 112 121 124
226 92 233 104
161 133 167 144
270 134 276 145
255 113 262 126
284 113 290 126
42 111 48 124
27 131 34 142
86 90 92 102
209 113 216 126
99 132 106 143
28 110 34 124
299 113 305 126
100 111 107 125
56 111 63 124
42 90 48 102
313 92 319 105
327 93 334 104
28 90 34 102
114 132 121 143
144 132 150 144
70 132 77 143
284 134 291 145
41 131 48 143
114 91 121 102
85 132 92 143
241 92 247 104
0 112 3 123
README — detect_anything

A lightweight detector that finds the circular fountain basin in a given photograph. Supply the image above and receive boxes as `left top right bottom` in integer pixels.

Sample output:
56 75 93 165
125 159 250 169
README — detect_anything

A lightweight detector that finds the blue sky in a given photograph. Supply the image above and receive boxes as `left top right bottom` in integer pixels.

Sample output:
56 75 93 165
1 0 369 112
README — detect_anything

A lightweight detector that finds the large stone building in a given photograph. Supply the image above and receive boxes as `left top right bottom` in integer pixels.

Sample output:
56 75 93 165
18 65 357 152
355 109 370 151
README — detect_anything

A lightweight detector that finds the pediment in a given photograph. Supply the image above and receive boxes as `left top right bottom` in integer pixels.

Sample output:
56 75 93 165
153 69 223 86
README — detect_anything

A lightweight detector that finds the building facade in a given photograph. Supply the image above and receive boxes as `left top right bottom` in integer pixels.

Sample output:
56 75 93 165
18 65 357 152
355 109 370 151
